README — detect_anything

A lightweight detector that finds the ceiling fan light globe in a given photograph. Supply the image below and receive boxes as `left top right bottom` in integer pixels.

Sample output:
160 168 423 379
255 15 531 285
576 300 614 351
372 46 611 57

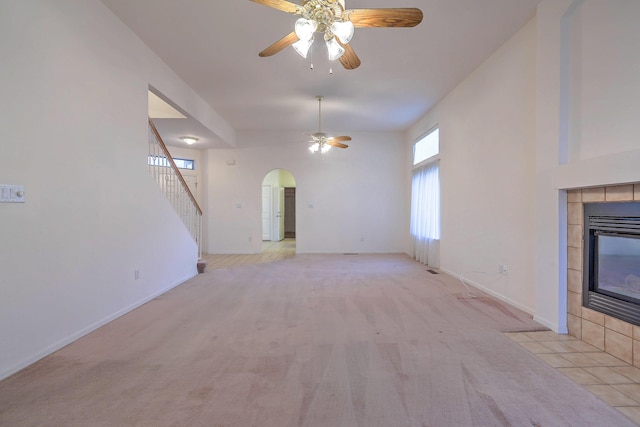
326 37 345 60
331 21 354 44
294 18 317 41
309 142 320 153
293 37 314 58
321 144 332 153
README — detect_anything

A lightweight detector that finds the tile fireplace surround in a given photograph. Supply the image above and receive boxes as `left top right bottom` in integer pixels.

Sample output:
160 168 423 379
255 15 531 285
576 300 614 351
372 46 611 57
567 183 640 366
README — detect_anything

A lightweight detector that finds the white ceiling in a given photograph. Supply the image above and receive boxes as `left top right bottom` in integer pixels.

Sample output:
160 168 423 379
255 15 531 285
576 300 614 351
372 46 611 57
101 0 541 149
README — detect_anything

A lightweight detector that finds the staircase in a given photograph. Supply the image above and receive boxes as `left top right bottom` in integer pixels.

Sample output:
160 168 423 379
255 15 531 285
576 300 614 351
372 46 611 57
148 119 203 260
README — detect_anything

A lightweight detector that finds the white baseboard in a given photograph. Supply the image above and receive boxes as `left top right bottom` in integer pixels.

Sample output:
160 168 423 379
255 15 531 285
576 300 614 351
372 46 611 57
533 315 565 334
440 267 536 317
0 272 196 381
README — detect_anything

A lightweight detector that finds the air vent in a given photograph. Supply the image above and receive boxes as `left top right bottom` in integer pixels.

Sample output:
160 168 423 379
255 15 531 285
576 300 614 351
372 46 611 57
589 215 640 233
427 269 439 274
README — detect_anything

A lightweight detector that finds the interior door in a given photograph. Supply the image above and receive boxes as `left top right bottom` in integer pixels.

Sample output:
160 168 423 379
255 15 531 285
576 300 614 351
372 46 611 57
284 187 296 238
262 185 272 241
272 186 285 242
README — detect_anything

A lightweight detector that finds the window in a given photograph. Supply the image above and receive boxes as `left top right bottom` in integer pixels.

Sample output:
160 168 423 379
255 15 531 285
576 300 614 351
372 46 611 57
410 127 440 267
148 155 195 170
173 158 195 170
413 128 439 165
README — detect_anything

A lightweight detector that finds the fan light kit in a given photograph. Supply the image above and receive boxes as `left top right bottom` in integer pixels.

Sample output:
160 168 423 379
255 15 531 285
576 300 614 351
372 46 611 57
308 96 351 154
250 0 423 70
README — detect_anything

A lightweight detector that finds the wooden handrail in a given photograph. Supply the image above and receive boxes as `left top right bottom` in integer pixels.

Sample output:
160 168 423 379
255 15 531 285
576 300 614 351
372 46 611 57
148 118 203 216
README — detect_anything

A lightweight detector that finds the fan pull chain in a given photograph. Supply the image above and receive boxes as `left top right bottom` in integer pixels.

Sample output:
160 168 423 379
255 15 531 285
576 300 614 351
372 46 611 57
318 98 322 133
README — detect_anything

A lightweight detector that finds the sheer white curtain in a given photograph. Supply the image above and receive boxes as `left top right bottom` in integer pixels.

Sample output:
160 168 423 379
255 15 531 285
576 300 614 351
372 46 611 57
410 160 440 267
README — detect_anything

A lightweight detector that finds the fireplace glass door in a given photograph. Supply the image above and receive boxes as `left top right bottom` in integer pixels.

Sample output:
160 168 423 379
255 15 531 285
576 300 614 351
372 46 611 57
583 201 640 326
595 233 640 302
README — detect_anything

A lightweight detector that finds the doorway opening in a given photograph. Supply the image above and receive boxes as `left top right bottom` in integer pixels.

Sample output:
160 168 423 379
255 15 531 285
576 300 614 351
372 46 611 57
261 169 296 254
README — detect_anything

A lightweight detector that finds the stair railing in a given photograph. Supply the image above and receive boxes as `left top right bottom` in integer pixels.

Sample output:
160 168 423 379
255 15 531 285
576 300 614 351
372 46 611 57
148 119 203 259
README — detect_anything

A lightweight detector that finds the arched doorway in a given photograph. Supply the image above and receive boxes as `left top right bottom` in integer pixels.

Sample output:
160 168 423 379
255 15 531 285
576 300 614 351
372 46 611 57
261 169 296 253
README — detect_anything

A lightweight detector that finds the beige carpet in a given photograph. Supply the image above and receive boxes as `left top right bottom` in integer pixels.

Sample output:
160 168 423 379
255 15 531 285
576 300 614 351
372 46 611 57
0 254 636 426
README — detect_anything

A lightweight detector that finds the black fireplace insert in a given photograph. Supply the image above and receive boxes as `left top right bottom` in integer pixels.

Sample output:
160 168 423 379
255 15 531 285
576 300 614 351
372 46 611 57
583 202 640 326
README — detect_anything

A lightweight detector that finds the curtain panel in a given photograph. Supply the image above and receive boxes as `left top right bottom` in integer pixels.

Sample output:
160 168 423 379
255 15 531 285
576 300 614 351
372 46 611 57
410 160 440 267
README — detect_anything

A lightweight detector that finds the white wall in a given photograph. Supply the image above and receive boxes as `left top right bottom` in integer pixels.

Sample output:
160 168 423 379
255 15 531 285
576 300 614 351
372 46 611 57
206 132 407 254
0 1 232 379
165 146 204 203
406 18 537 315
262 169 296 189
535 0 640 332
405 0 640 332
567 0 640 162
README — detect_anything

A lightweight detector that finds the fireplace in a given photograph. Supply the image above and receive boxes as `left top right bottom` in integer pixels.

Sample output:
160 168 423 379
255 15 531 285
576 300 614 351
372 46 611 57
583 201 640 326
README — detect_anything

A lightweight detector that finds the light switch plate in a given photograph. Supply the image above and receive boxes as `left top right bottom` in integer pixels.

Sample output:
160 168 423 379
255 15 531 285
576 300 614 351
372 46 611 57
0 185 25 203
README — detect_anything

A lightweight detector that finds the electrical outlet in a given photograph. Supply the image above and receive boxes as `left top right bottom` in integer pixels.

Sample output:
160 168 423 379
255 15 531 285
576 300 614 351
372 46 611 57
499 264 508 274
134 269 140 280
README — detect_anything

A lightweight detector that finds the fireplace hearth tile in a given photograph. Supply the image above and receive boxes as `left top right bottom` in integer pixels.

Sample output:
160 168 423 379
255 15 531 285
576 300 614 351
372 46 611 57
613 383 640 403
606 184 634 202
568 269 582 294
586 366 635 384
584 352 628 367
606 316 634 337
558 367 604 384
634 340 640 368
582 187 605 202
518 341 554 354
568 313 582 338
512 329 640 420
583 307 605 326
568 291 582 316
563 185 640 418
568 202 584 225
537 353 577 368
584 384 640 406
567 246 582 270
567 189 582 203
523 331 562 341
568 224 583 249
614 366 640 383
583 319 606 350
562 352 605 367
606 329 633 365
539 341 579 353
566 340 602 353
617 406 640 424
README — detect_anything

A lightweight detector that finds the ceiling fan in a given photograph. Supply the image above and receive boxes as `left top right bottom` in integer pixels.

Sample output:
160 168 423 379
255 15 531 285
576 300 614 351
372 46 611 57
307 96 351 153
250 0 423 70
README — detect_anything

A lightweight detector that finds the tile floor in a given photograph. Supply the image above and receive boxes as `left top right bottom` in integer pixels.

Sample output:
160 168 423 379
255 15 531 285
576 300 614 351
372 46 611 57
200 238 296 270
506 330 640 424
201 244 640 425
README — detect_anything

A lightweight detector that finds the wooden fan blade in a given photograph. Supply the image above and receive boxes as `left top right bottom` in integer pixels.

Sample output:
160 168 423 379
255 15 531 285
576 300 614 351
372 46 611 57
348 8 423 28
249 0 300 14
337 40 361 70
259 32 299 57
327 140 349 149
331 135 352 142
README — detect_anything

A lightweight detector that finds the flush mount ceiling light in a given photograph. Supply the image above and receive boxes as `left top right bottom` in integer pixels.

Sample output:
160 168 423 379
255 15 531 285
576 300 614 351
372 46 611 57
180 136 199 145
250 0 423 70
